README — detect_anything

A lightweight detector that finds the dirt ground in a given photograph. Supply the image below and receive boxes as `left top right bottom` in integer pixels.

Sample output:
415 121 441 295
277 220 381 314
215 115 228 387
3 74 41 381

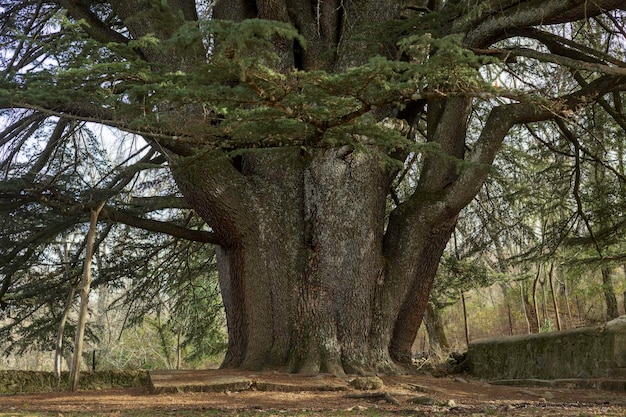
0 370 625 416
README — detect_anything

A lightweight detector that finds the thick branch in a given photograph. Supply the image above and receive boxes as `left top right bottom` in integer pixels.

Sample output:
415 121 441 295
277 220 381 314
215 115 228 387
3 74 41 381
506 27 626 68
463 0 626 47
55 0 131 45
473 47 626 76
101 205 221 244
0 99 116 128
170 152 256 247
443 73 625 213
0 99 199 157
126 196 191 211
24 118 70 182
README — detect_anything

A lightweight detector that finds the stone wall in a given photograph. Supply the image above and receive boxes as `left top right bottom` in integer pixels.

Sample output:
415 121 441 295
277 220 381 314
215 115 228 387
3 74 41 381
0 370 148 394
468 316 626 380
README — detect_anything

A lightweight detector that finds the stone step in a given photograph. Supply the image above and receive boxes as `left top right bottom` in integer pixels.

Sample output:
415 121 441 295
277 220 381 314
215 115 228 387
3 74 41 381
149 371 253 394
148 370 349 394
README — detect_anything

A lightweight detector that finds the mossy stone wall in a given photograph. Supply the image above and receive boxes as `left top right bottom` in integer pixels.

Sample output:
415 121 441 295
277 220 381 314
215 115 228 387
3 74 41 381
0 370 148 394
468 316 626 380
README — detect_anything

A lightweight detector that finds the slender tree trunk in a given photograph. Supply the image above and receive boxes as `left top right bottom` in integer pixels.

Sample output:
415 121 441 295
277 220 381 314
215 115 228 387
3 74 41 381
156 308 173 368
176 330 182 370
520 281 531 334
461 292 470 346
54 243 75 390
55 284 75 390
68 203 104 392
522 279 540 333
559 268 574 328
601 267 619 320
532 267 541 332
548 262 562 331
540 275 548 328
507 303 513 335
95 245 109 353
623 264 626 315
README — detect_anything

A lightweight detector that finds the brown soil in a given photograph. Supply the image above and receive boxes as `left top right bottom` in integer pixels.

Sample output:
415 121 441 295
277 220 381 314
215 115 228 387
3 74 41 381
0 370 624 416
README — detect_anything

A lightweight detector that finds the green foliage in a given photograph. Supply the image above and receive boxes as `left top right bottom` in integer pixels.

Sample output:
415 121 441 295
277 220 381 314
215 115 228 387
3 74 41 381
170 273 227 365
1 10 498 159
430 255 499 309
0 118 226 363
398 33 496 93
209 19 306 69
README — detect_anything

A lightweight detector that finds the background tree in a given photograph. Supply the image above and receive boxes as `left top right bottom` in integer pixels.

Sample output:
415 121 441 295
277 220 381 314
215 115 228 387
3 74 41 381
0 117 223 373
1 1 626 375
68 202 104 391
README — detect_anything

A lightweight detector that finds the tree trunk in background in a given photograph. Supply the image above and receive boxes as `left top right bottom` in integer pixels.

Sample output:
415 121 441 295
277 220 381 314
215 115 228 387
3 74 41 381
68 203 104 392
601 268 619 320
532 268 541 332
559 268 574 328
520 282 531 333
423 302 450 352
522 283 540 334
548 262 562 331
622 264 626 316
54 243 75 390
461 292 470 345
55 284 75 390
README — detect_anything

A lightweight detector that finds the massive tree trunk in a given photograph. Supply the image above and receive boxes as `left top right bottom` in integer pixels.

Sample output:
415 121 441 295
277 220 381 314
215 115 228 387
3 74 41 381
174 147 443 374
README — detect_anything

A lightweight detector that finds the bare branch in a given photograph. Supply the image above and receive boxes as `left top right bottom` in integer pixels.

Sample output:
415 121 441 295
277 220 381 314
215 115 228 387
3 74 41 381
101 206 221 245
507 27 626 68
473 47 626 76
